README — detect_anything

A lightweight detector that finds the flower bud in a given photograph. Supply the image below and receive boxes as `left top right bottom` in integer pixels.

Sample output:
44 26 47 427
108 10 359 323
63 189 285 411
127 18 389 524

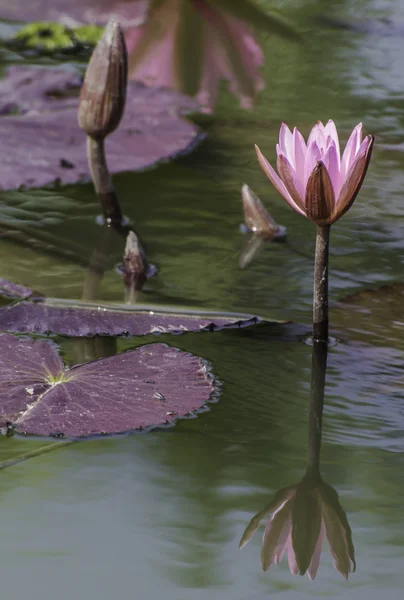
241 184 285 239
78 20 127 139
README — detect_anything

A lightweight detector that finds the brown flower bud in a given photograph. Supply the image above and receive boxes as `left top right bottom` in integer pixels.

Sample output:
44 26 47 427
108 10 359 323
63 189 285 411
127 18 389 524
78 20 128 140
305 161 335 225
241 184 284 239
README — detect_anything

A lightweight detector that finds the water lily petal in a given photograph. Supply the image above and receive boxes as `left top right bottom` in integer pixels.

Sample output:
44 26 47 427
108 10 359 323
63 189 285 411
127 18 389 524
255 145 305 215
341 123 362 180
293 127 307 187
291 483 323 575
322 142 340 200
320 482 356 578
287 535 300 576
307 122 326 153
304 140 321 186
324 120 341 159
273 516 293 565
239 484 296 549
277 153 306 211
307 521 325 580
279 122 295 167
333 135 374 223
262 502 292 571
305 161 335 225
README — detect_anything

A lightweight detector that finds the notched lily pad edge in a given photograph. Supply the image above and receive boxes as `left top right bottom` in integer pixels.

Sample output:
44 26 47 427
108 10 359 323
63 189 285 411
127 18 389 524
7 350 222 442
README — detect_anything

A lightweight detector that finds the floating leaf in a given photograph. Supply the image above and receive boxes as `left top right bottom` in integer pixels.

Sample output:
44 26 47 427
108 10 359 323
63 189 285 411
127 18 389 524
0 66 202 190
0 299 261 337
0 0 148 25
0 333 215 437
0 278 32 299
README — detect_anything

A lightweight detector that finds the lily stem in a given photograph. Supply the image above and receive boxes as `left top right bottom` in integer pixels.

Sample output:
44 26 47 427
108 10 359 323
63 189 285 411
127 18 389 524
0 440 76 472
87 135 124 227
306 338 328 473
313 224 330 342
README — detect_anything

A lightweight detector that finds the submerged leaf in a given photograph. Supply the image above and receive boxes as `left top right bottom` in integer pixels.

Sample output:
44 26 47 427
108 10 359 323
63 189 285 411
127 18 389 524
0 66 202 190
0 333 215 437
0 300 260 337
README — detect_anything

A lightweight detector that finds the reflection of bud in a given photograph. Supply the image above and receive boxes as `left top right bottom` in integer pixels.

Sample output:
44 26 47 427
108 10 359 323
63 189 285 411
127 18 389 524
78 20 128 140
240 472 355 580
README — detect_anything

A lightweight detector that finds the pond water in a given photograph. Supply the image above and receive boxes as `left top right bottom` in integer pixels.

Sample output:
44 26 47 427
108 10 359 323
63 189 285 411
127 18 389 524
1 0 404 598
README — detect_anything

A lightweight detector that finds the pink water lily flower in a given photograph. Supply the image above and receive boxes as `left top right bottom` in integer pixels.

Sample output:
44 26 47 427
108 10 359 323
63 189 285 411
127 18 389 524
240 475 355 580
256 121 374 225
125 0 264 113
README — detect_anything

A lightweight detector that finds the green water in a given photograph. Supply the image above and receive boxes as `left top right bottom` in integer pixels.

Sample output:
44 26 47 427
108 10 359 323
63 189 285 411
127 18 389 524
1 0 404 597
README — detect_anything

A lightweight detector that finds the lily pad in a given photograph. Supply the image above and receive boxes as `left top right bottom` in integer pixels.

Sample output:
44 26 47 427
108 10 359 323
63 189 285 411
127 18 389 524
0 333 214 437
0 278 32 299
0 300 260 337
0 0 148 26
0 66 202 190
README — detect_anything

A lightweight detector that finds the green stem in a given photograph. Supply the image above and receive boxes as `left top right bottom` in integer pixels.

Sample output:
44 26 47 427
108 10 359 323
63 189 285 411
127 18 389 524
0 440 76 472
86 135 124 226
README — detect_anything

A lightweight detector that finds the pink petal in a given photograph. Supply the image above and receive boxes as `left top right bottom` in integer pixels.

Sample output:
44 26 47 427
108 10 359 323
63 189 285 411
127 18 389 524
341 123 363 180
333 135 374 222
304 141 321 186
293 128 307 187
357 135 372 157
277 153 305 209
307 122 326 153
273 517 293 565
261 503 293 571
255 145 305 216
286 535 299 576
239 486 297 550
307 521 325 580
196 2 264 111
279 123 295 167
322 142 341 200
324 120 341 159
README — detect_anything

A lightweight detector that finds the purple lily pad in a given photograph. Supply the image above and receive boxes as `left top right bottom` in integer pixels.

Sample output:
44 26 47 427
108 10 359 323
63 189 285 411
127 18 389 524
0 278 32 299
0 0 147 25
0 66 202 190
0 301 260 337
0 333 214 437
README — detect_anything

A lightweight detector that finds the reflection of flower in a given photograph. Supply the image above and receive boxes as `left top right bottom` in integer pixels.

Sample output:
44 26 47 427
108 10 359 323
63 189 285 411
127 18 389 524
240 472 355 580
125 0 264 112
255 120 374 225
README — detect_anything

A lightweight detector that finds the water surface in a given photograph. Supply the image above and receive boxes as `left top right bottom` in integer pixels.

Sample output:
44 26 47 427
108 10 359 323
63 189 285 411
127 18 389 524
1 1 404 598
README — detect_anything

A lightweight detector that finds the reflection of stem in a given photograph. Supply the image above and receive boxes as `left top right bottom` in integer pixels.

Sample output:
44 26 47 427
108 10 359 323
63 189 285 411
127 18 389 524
0 440 76 472
87 136 124 227
306 340 328 473
81 225 113 301
69 337 117 365
313 224 330 341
